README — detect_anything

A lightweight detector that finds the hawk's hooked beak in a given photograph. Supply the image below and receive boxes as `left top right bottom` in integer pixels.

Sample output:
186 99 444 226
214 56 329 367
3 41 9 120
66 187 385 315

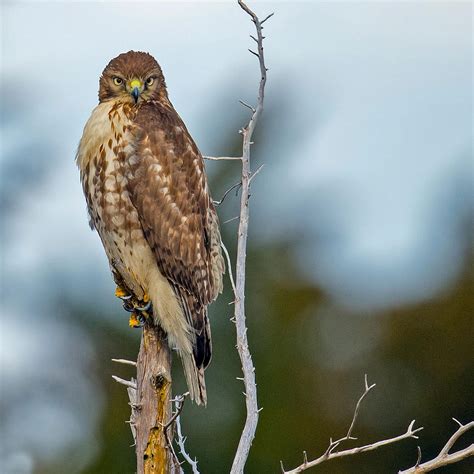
129 79 143 104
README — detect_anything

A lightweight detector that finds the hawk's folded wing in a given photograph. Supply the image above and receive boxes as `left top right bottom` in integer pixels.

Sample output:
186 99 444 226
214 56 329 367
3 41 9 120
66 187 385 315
125 100 224 308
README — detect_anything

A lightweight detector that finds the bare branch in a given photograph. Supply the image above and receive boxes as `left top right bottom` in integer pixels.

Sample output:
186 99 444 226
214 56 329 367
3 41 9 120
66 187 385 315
248 48 260 58
203 155 242 161
224 216 240 224
261 12 275 24
163 392 188 433
346 374 376 440
112 358 137 367
285 424 423 473
239 99 256 112
249 164 264 184
162 392 189 470
213 181 242 206
452 417 463 428
399 420 474 473
112 375 137 390
127 385 138 445
221 242 237 295
230 1 271 473
176 414 200 474
415 446 422 468
282 377 423 473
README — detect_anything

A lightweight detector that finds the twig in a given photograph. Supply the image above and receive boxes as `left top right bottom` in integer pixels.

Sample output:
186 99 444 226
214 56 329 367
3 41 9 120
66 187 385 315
415 446 422 468
203 156 242 161
248 48 260 58
112 358 137 366
221 242 237 295
224 216 240 224
112 372 139 445
162 392 189 470
399 419 474 473
230 2 271 473
261 12 275 24
112 375 137 390
213 181 242 206
163 392 188 440
345 374 375 441
239 99 256 112
281 377 423 473
249 164 264 183
176 414 200 474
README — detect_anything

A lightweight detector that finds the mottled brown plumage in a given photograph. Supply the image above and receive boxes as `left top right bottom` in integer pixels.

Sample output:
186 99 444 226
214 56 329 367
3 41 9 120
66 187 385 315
76 51 224 404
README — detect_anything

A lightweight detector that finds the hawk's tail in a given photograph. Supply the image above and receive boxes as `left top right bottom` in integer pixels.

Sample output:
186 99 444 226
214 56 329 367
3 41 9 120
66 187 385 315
148 276 210 405
181 354 207 405
176 290 212 406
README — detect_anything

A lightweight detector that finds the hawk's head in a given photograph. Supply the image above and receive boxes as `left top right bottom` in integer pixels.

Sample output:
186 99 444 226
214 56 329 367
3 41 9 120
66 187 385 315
99 51 167 104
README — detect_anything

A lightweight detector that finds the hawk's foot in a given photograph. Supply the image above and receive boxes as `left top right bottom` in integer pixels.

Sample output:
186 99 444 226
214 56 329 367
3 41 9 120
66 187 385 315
129 312 144 329
135 300 151 312
115 285 131 300
122 294 153 328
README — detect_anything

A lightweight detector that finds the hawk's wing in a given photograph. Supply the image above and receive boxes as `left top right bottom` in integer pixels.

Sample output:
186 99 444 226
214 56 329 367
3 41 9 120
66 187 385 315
125 100 224 308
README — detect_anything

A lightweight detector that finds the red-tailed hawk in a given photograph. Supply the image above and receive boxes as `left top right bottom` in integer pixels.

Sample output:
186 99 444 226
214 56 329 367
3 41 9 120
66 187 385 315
76 51 224 405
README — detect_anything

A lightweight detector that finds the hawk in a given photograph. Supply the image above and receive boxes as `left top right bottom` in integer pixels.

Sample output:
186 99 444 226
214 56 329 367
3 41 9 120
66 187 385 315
76 51 224 405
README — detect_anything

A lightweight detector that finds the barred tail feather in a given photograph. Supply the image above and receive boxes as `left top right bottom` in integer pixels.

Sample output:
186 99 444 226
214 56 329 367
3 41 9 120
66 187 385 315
160 282 211 405
181 352 207 405
194 312 212 369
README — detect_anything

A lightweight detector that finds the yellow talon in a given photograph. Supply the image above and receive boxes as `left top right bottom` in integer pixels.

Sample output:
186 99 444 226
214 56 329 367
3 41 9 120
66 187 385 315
129 313 141 328
115 286 128 298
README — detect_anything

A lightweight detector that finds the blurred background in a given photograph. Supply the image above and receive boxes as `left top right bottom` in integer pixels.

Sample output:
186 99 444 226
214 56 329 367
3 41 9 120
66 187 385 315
1 1 472 473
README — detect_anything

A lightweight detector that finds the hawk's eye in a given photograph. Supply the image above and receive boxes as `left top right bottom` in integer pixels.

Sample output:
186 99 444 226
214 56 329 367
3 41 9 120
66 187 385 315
113 77 123 86
146 77 154 87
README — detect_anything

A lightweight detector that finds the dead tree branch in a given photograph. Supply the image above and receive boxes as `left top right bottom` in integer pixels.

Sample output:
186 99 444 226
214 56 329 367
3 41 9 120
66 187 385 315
226 2 271 473
113 324 179 473
175 406 201 473
136 324 179 473
399 419 474 473
281 376 424 473
281 376 473 473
